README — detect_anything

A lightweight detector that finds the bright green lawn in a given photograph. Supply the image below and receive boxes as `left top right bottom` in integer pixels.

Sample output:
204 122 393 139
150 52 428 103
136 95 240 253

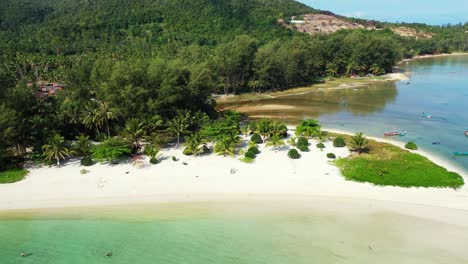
0 169 29 184
331 134 464 189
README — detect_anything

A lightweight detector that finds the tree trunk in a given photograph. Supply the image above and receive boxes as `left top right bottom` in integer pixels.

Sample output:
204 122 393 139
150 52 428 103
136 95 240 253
56 158 60 167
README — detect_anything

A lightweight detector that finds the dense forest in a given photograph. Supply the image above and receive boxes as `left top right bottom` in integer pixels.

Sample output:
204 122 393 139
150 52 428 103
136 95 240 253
0 0 467 171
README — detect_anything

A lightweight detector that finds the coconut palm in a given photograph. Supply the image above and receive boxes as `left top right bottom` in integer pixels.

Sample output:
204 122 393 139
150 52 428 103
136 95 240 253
266 134 285 150
295 119 321 138
145 115 163 134
81 103 103 136
287 137 297 147
42 133 70 166
72 134 92 158
144 144 162 163
255 119 273 143
271 120 287 137
168 112 191 147
183 132 206 156
214 136 236 157
315 130 328 143
240 124 251 138
350 132 369 154
98 101 115 137
123 118 145 151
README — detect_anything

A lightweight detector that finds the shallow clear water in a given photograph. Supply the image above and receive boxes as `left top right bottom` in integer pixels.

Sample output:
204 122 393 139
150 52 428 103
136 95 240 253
223 55 468 171
1 201 468 264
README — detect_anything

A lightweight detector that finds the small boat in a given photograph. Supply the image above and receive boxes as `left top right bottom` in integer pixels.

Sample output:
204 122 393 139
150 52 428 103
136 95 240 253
399 131 407 136
465 130 468 137
432 142 441 145
384 131 400 136
453 152 468 156
422 112 432 119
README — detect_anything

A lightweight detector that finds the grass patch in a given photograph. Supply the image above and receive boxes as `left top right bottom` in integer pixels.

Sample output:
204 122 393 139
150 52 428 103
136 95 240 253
240 157 255 163
330 133 464 189
0 169 29 184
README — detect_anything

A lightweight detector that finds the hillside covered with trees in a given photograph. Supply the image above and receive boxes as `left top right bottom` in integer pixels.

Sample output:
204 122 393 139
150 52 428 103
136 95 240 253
0 0 466 171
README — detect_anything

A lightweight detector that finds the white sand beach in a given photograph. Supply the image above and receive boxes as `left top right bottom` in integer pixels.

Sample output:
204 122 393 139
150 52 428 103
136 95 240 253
1 133 467 223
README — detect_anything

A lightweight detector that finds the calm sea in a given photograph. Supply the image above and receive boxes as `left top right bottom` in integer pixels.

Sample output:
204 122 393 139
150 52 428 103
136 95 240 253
1 201 468 264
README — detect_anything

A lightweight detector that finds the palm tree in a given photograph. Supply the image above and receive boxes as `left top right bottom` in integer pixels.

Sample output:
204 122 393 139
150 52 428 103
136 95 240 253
350 132 369 154
42 133 70 166
315 130 328 143
123 118 145 151
72 135 92 158
145 115 163 134
266 134 285 150
255 119 273 143
240 124 251 138
295 119 321 138
144 144 162 163
81 103 103 136
183 132 206 156
287 137 297 147
98 101 115 137
168 113 190 147
271 120 287 137
214 136 235 157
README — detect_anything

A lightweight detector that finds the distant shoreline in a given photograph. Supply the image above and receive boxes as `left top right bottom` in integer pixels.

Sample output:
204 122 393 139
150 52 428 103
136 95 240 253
399 52 468 64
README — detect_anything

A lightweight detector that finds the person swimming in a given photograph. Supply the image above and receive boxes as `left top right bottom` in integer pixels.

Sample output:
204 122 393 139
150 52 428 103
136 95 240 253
106 252 113 257
21 252 25 257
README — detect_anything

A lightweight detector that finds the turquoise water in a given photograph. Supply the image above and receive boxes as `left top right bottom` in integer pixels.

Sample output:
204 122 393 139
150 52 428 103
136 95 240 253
225 55 468 171
321 55 468 171
1 201 468 264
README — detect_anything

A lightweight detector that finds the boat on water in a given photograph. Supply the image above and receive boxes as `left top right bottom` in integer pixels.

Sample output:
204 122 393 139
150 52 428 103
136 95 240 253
399 131 407 136
453 152 468 156
465 130 468 137
384 131 400 136
422 112 432 119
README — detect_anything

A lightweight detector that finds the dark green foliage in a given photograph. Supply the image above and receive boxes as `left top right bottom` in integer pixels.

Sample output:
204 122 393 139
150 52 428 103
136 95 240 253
245 151 256 159
297 144 310 152
297 137 309 147
80 156 93 166
150 158 161 164
333 137 346 148
92 137 132 164
172 156 178 162
405 142 418 150
288 149 301 159
251 133 263 144
248 146 260 155
316 143 325 149
327 153 336 159
297 137 310 152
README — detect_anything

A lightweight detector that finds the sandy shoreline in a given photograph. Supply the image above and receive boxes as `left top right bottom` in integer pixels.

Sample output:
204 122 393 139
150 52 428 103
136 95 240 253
399 52 468 64
1 131 467 223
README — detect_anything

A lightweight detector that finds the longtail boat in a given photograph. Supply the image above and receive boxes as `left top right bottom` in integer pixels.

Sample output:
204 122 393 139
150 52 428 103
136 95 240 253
384 131 400 136
399 131 407 136
453 152 468 156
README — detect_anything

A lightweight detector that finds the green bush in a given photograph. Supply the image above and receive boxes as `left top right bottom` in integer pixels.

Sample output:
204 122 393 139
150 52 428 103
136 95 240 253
240 157 255 163
245 151 256 159
251 133 263 144
297 137 309 147
333 137 346 147
248 146 260 154
0 169 28 184
172 156 178 161
288 149 301 159
183 147 193 156
297 144 310 152
150 158 161 164
80 157 94 166
405 142 418 150
316 143 325 149
327 153 336 159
